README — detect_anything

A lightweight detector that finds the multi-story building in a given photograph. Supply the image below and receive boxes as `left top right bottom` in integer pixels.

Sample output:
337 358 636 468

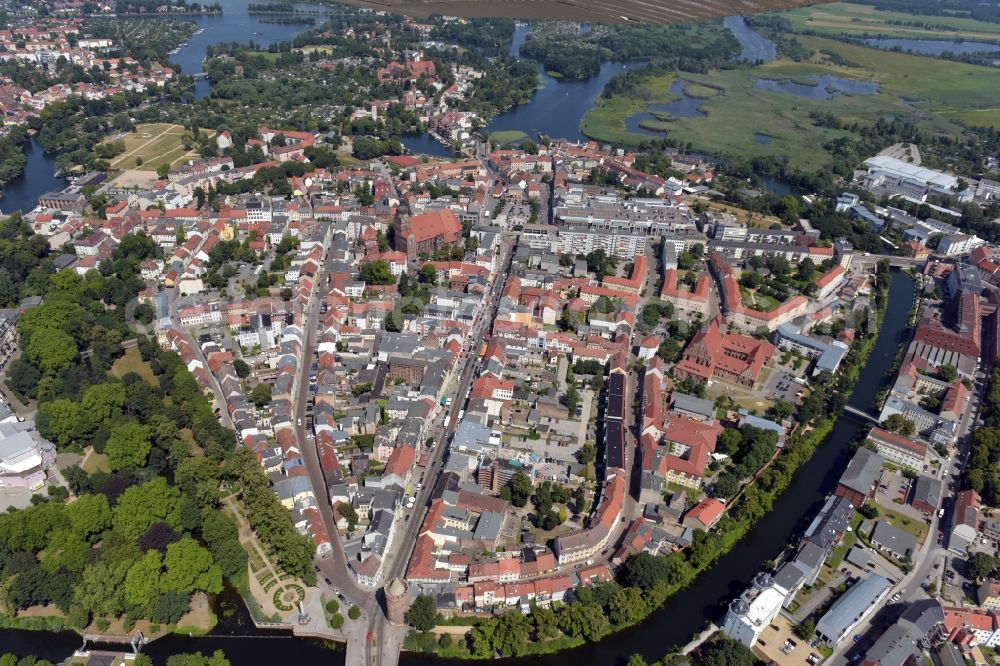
866 427 927 472
722 573 788 647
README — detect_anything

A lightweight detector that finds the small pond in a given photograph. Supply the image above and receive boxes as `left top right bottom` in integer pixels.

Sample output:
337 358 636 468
624 79 711 137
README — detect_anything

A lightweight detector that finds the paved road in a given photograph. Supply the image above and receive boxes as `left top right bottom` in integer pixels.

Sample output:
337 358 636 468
360 235 517 666
168 287 234 431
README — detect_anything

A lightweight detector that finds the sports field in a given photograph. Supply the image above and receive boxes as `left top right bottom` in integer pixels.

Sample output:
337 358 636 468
106 123 215 172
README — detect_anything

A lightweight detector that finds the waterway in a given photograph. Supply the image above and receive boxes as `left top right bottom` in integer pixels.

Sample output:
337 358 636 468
486 22 643 142
401 270 916 666
753 74 880 100
862 37 1000 56
725 16 777 63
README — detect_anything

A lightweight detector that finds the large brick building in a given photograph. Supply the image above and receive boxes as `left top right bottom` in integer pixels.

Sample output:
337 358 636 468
401 209 463 260
674 316 774 388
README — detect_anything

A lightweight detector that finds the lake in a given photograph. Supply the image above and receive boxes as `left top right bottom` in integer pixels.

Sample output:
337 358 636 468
487 22 643 142
725 16 777 63
862 37 1000 56
754 74 879 99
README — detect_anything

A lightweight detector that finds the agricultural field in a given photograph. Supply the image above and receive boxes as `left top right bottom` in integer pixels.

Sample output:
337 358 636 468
105 123 215 173
581 33 1000 170
782 2 1000 42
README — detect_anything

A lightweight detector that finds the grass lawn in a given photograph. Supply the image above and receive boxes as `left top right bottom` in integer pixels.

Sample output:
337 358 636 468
490 130 530 145
81 448 110 474
828 514 863 567
106 123 215 172
580 73 681 145
877 505 929 543
110 347 160 386
740 286 782 312
782 2 1000 42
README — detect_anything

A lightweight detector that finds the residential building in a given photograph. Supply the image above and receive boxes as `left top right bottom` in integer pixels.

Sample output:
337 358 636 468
815 574 892 646
722 573 788 647
835 447 884 509
866 427 927 472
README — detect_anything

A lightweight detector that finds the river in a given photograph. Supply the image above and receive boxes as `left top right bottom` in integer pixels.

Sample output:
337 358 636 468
724 16 777 63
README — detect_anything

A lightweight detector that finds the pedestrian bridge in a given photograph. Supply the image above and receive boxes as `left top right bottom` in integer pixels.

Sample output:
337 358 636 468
842 405 878 424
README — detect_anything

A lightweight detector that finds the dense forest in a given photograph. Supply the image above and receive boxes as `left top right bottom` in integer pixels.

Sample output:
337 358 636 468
520 21 740 79
0 219 313 633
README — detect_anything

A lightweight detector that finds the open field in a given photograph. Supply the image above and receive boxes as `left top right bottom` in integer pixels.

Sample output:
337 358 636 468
581 34 1000 168
106 123 214 173
111 347 160 386
782 2 1000 42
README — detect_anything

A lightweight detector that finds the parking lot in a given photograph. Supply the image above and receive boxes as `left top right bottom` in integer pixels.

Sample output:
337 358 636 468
753 615 824 666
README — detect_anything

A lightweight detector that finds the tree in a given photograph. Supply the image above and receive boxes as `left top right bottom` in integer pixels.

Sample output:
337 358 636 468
156 163 171 179
65 493 111 542
162 536 223 595
105 421 152 470
858 501 878 520
25 327 77 374
5 359 40 398
405 594 436 631
419 263 437 285
717 428 743 456
937 364 958 382
608 586 647 626
491 611 532 657
360 260 395 285
249 382 272 408
793 618 815 640
233 358 251 378
337 502 359 531
968 553 998 580
82 381 126 424
557 601 609 641
578 442 596 465
125 549 163 614
656 339 681 363
884 414 916 436
561 384 580 412
693 636 756 666
348 605 361 620
509 471 533 508
532 605 559 639
165 651 231 666
36 399 86 447
113 477 183 540
153 590 190 624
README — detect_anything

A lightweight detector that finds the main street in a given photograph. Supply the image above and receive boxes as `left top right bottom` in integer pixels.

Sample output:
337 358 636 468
361 233 518 666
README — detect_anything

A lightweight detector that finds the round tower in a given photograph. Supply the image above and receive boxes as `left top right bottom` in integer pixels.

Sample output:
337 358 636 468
384 577 410 625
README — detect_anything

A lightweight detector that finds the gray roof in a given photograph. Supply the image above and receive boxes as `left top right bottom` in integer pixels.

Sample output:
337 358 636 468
816 574 891 643
472 510 504 542
911 476 942 509
773 561 806 593
871 521 918 559
670 392 715 420
839 447 884 496
846 547 871 568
